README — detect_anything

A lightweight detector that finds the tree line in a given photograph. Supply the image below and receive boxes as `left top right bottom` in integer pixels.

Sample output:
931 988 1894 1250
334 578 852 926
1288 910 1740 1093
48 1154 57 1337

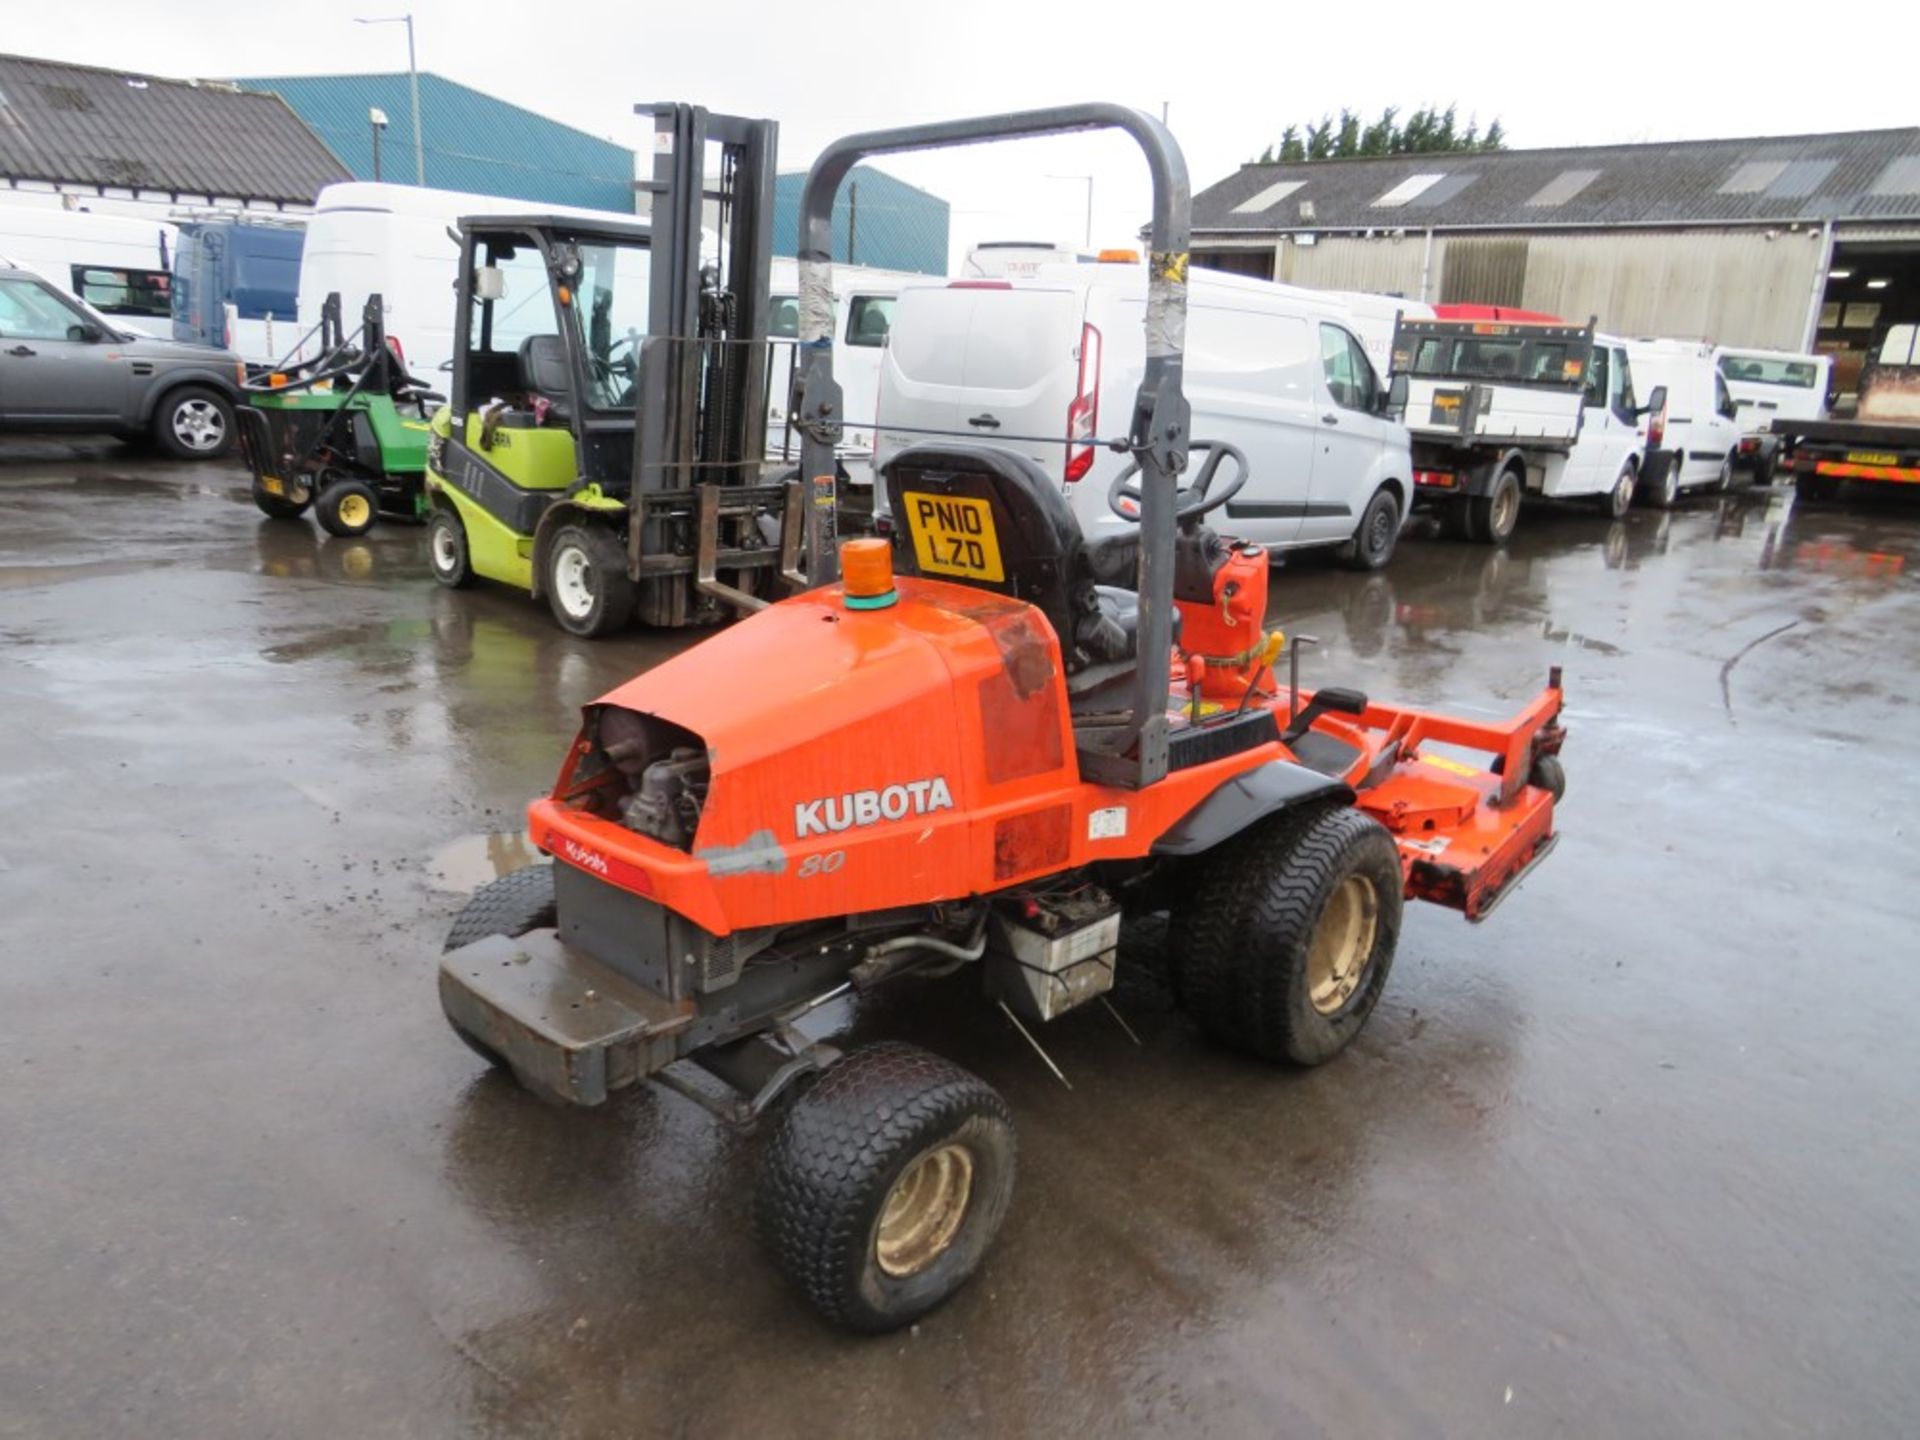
1257 106 1506 163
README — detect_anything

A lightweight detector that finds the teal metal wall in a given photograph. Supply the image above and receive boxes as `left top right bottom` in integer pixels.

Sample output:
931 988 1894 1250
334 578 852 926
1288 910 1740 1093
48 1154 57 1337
773 165 949 275
237 73 635 212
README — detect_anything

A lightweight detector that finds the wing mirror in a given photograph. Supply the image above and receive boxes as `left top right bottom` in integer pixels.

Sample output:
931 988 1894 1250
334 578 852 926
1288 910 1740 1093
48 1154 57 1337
474 266 506 302
66 322 105 343
1381 373 1409 421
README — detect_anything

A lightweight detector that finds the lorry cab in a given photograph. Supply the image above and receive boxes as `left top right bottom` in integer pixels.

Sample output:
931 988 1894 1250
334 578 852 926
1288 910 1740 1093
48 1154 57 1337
1559 334 1654 503
876 265 1414 571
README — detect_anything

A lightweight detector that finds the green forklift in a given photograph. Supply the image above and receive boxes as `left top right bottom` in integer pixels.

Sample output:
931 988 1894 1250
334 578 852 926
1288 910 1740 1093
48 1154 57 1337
238 293 441 537
423 104 806 636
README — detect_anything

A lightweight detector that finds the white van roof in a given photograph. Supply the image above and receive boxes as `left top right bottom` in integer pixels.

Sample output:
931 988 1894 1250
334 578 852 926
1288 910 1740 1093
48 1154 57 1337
311 181 650 232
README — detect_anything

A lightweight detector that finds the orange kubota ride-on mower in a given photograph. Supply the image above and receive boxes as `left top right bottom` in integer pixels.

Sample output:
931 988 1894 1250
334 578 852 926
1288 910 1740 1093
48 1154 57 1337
438 104 1567 1333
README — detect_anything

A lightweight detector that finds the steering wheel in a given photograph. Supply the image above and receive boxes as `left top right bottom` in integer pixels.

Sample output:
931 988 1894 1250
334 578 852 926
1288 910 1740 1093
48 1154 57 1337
1107 440 1250 525
590 332 640 385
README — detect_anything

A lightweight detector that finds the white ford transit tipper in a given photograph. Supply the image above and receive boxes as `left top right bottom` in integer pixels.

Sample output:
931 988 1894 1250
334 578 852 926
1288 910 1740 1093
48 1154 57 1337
875 265 1415 570
1390 317 1665 543
1623 338 1742 505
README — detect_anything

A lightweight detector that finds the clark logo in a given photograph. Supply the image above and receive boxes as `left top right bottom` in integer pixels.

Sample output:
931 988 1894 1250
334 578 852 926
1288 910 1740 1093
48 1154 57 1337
795 778 955 838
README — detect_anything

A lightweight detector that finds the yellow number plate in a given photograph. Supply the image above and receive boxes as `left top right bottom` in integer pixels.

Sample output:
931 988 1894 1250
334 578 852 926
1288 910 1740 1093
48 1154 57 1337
1847 451 1898 466
260 475 285 495
901 492 1004 582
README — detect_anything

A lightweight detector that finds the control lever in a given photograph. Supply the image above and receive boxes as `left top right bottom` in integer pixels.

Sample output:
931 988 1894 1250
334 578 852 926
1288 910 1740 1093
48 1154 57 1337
1282 685 1369 744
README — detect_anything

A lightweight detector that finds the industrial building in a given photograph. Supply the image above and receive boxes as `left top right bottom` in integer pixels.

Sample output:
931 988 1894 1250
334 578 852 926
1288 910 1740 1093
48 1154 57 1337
236 72 637 214
1192 128 1920 395
0 52 349 214
772 165 950 275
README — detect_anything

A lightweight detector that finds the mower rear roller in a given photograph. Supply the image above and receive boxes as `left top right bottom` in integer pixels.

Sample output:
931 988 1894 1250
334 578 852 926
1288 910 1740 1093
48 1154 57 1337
756 1041 1016 1332
251 475 311 521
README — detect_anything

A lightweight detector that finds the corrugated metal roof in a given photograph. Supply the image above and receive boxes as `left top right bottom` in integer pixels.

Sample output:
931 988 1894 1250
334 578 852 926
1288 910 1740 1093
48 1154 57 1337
1195 128 1920 235
236 73 636 213
0 52 348 203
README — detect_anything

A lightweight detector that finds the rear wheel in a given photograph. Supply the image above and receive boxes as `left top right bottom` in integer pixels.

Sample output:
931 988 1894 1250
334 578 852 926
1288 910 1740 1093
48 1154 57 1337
1342 486 1402 571
1715 455 1734 492
1439 498 1477 542
1602 464 1636 518
756 1042 1016 1332
1752 448 1777 486
1170 805 1404 1066
544 523 634 638
1646 452 1681 509
441 864 558 1066
427 508 474 588
1469 466 1522 545
316 478 379 538
153 385 235 460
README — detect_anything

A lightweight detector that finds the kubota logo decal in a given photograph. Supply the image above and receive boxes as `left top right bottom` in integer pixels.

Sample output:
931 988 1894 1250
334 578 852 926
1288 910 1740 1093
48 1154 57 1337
795 778 955 838
559 838 609 875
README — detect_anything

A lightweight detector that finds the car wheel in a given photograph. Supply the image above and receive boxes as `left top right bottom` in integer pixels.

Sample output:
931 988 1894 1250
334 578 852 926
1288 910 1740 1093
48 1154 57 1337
1341 486 1402 571
153 385 235 460
1716 456 1734 492
1752 448 1777 486
1469 465 1522 545
1603 465 1636 518
427 508 474 588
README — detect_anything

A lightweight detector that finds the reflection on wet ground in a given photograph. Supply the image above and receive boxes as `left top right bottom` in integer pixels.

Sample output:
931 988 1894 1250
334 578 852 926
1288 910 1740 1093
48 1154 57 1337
3 444 1919 1437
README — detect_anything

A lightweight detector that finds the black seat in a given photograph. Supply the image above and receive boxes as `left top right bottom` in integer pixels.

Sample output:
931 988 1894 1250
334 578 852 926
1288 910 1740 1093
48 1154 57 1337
881 444 1138 684
517 334 573 421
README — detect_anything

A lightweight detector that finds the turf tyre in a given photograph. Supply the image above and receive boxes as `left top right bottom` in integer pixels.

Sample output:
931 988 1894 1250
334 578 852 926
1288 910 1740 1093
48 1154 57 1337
1170 805 1403 1065
441 864 558 1068
756 1042 1016 1332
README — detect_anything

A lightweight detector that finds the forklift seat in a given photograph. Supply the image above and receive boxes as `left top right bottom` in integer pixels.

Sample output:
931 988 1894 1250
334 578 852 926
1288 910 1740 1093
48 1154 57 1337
881 444 1166 690
518 335 573 421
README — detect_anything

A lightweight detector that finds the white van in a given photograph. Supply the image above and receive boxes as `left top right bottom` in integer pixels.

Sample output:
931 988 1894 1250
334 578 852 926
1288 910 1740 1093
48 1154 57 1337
1392 318 1661 540
298 182 655 379
1623 338 1742 505
0 202 178 339
1324 289 1435 378
963 240 1097 278
876 265 1414 570
1713 346 1832 483
767 259 915 486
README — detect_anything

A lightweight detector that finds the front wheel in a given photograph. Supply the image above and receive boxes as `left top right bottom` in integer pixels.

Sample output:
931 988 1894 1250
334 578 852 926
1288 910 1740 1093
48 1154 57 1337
1469 467 1522 545
544 523 634 638
315 478 379 538
153 385 235 460
1170 805 1404 1066
1342 486 1402 571
427 508 474 588
756 1042 1017 1332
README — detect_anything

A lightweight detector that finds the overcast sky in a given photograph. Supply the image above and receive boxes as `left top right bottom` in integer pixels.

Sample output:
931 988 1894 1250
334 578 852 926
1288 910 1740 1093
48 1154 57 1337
9 0 1915 265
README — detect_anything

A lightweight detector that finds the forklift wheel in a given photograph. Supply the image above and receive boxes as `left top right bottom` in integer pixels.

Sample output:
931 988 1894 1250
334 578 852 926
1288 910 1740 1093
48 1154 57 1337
545 524 635 638
442 865 558 1067
251 476 310 521
427 509 474 589
1170 805 1403 1066
316 479 380 538
756 1042 1016 1332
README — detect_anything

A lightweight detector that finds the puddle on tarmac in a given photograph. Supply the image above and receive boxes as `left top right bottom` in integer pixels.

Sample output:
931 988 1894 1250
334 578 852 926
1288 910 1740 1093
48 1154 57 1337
428 830 541 893
0 558 173 590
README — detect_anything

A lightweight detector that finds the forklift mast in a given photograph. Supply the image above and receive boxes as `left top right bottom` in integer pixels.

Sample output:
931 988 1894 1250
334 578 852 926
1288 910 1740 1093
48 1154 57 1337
630 103 781 625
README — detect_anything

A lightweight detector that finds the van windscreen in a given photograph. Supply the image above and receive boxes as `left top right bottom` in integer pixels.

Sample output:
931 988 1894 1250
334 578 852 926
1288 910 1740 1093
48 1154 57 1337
1718 355 1818 387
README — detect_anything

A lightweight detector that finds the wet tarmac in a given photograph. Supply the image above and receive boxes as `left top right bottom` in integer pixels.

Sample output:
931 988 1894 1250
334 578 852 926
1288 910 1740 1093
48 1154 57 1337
3 440 1917 1437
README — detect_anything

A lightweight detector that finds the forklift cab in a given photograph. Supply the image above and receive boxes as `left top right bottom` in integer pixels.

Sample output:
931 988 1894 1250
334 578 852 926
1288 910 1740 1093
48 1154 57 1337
448 217 654 498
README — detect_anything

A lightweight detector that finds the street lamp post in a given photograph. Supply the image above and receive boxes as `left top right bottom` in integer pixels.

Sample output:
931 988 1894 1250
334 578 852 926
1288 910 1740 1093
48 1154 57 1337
355 14 424 185
369 106 389 181
1048 173 1094 249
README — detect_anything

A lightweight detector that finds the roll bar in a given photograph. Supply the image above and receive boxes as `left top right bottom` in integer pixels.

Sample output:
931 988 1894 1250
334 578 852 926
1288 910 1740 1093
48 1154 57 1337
793 104 1192 788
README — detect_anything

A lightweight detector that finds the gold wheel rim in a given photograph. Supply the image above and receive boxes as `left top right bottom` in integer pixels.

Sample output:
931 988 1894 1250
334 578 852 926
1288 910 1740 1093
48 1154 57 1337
338 493 372 528
876 1143 974 1278
1307 874 1379 1016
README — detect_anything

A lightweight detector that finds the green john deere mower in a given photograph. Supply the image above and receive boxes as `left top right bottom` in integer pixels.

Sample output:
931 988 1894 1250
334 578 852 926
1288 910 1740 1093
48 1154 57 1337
237 293 441 538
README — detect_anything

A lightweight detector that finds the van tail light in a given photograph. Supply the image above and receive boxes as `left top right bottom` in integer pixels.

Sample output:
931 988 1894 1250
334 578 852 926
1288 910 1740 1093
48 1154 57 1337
1648 400 1668 450
1065 323 1101 483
